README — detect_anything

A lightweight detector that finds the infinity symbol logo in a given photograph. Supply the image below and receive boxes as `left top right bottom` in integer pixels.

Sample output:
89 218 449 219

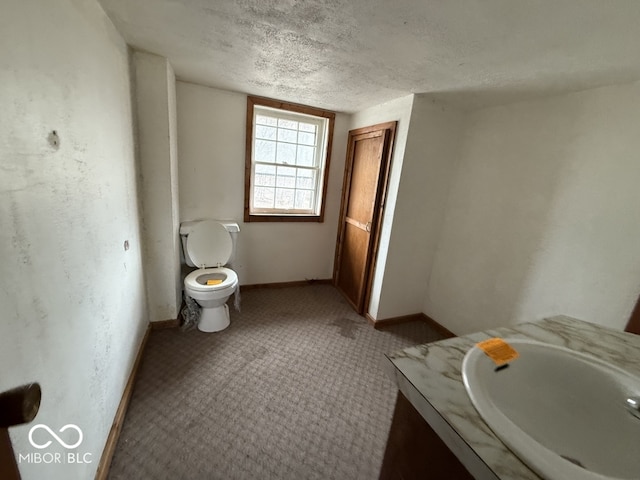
28 424 83 449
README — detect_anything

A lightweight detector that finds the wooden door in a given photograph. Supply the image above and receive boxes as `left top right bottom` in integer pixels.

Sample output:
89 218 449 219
334 122 396 314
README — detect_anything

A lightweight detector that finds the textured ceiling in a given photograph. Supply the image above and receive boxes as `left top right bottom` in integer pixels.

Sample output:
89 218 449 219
97 0 640 113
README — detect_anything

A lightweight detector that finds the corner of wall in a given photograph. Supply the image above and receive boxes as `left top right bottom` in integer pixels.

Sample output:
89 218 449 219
166 61 182 315
134 52 181 321
424 81 640 335
374 95 466 320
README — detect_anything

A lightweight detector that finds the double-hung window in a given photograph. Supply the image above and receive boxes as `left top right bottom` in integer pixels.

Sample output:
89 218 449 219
245 96 335 222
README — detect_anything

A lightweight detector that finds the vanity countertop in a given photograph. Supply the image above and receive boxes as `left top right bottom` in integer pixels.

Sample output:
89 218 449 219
385 315 640 480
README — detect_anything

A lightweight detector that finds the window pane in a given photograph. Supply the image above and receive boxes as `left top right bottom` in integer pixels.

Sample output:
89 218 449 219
278 118 298 130
277 128 297 143
255 140 276 163
296 145 315 166
298 131 315 146
276 166 296 188
276 142 296 164
255 125 276 140
255 164 276 186
296 168 316 189
256 115 277 126
275 188 294 209
295 190 313 210
254 187 275 208
299 122 316 133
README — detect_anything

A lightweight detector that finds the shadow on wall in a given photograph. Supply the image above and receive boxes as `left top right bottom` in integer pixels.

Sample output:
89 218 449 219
425 102 575 331
425 84 640 334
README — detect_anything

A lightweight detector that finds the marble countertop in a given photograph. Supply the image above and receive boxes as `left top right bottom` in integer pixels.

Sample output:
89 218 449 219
385 315 640 480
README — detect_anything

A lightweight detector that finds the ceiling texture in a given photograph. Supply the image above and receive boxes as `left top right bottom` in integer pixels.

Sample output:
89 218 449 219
97 0 640 113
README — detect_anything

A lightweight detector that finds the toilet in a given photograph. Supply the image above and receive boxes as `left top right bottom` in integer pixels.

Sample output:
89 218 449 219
180 220 240 332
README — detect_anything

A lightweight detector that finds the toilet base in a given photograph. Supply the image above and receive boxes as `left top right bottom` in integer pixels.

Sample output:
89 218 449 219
198 304 230 332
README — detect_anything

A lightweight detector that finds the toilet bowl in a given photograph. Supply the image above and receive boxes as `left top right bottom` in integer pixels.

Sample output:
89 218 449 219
184 267 238 332
180 220 240 332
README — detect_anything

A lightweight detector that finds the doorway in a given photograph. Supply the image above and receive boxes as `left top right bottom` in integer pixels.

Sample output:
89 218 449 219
333 121 396 315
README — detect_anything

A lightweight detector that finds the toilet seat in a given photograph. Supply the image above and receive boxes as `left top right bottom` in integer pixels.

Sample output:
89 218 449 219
185 267 237 292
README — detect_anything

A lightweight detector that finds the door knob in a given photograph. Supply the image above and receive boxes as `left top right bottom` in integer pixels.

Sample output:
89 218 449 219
0 383 41 428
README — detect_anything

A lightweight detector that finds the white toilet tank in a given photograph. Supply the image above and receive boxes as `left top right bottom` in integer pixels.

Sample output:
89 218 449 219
180 220 240 268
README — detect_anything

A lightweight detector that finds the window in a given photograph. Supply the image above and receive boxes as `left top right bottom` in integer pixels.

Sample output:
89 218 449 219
245 96 335 222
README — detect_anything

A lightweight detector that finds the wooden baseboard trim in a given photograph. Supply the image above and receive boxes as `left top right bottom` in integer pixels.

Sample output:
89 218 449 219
366 313 424 329
150 318 180 330
241 279 332 290
95 325 151 480
365 313 376 327
420 313 457 338
366 312 457 338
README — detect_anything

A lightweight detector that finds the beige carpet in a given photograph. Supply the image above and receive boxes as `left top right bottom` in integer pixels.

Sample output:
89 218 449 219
107 285 444 480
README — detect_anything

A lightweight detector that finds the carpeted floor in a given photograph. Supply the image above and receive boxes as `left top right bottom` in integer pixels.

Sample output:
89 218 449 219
107 285 444 480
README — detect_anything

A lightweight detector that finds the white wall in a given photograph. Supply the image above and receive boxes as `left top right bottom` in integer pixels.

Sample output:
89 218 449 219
176 82 349 284
425 81 640 334
134 52 181 321
0 1 147 479
348 95 414 318
375 96 464 320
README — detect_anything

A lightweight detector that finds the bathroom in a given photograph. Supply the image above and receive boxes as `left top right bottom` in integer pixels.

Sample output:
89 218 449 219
1 1 640 479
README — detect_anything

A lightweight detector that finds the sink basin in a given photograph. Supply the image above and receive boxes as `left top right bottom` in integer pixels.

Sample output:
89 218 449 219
462 338 640 480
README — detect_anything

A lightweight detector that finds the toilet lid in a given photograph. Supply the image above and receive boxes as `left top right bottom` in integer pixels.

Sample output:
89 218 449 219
186 221 232 268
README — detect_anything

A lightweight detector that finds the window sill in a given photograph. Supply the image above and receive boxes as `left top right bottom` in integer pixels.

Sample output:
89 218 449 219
244 212 324 223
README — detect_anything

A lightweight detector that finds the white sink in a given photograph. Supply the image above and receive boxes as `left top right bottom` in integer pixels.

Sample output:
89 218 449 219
462 339 640 480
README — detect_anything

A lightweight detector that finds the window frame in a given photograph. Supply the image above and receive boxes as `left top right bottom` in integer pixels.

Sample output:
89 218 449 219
244 95 335 223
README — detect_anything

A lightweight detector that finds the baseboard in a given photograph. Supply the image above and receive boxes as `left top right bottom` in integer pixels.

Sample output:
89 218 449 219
366 313 424 329
95 324 151 480
420 313 456 338
366 312 457 338
150 318 180 330
241 278 333 290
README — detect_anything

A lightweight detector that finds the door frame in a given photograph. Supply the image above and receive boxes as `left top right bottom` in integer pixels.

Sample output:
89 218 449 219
333 121 397 315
